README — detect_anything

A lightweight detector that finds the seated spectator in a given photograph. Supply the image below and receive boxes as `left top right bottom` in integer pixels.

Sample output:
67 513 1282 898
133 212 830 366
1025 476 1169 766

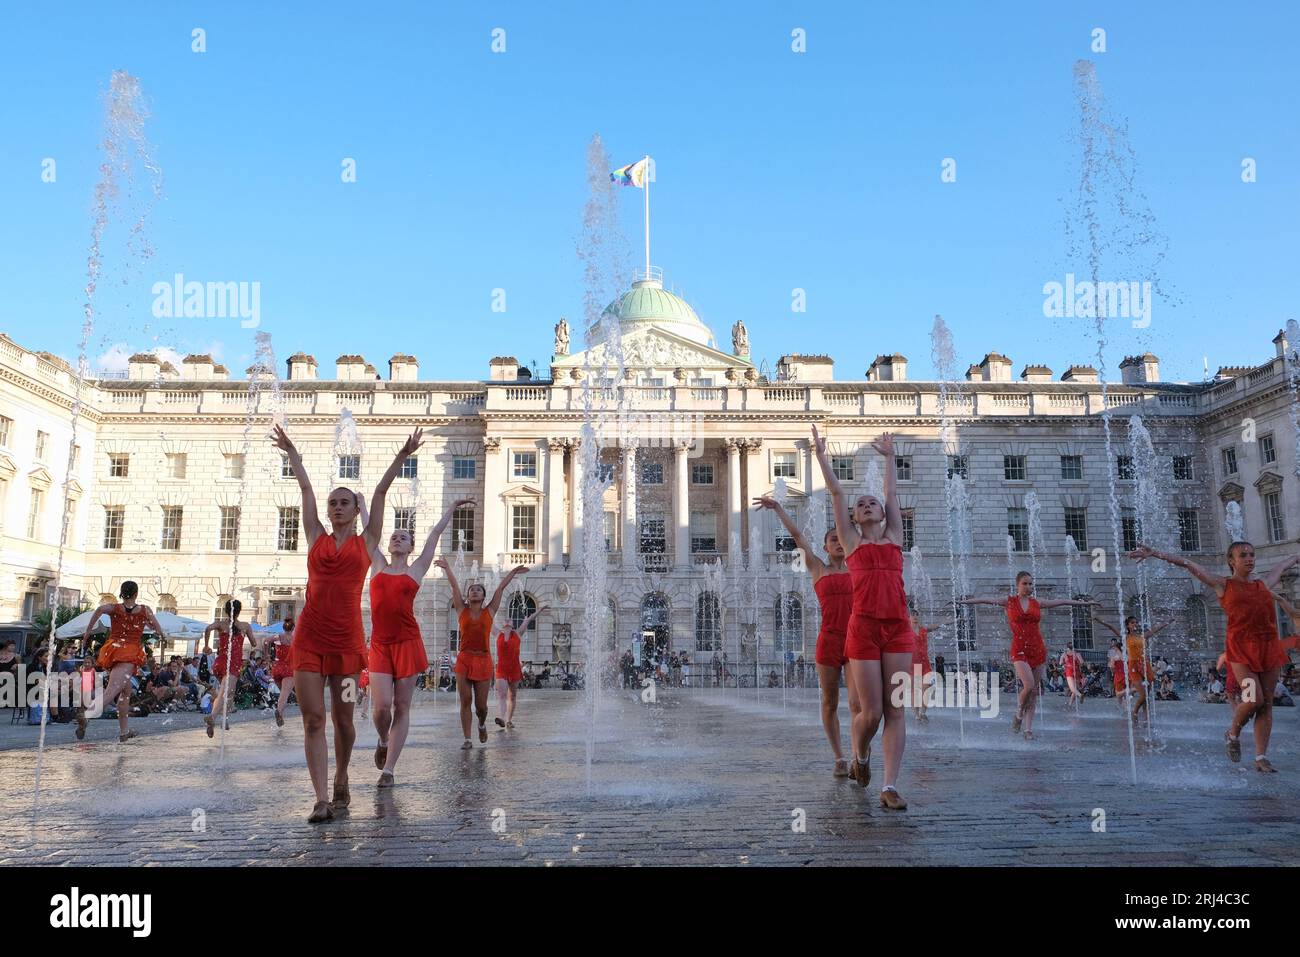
1274 679 1294 707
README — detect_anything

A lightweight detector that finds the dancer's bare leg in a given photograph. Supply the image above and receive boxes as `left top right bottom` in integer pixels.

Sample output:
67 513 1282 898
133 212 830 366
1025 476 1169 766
383 676 417 773
296 671 330 803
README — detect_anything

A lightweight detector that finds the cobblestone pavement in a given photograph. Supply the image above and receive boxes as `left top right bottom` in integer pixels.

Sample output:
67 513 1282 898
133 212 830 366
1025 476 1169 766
1 687 1296 866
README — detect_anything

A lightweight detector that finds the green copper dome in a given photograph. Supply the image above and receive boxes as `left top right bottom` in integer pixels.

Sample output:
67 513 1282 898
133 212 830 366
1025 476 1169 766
596 278 714 347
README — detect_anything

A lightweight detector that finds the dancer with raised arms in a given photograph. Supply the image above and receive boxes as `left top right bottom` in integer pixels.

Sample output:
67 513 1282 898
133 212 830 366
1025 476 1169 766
959 574 1098 740
1129 543 1299 770
1092 615 1171 725
270 617 296 727
200 599 256 738
811 425 912 809
270 424 423 822
436 559 530 749
494 602 547 731
1059 644 1086 708
76 581 169 743
358 495 475 786
754 494 861 777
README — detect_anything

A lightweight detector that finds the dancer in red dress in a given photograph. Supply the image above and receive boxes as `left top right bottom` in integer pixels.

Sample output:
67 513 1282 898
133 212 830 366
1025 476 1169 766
200 599 255 738
76 581 168 742
494 603 546 731
753 495 861 777
270 617 296 727
812 426 913 809
908 611 937 723
1093 616 1171 724
1130 542 1299 770
270 424 423 822
1059 645 1086 708
960 573 1097 739
437 559 529 749
360 497 473 786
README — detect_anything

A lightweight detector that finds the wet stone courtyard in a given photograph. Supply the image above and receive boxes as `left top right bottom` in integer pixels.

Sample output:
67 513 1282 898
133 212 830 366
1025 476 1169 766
1 688 1296 866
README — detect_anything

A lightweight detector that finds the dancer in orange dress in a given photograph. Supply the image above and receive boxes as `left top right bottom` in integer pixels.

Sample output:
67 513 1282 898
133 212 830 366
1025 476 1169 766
753 495 861 777
1093 616 1171 724
200 599 256 738
270 617 296 727
960 574 1097 740
75 581 169 743
494 603 546 731
1130 543 1299 770
437 559 529 749
812 426 914 809
359 496 474 786
270 423 423 823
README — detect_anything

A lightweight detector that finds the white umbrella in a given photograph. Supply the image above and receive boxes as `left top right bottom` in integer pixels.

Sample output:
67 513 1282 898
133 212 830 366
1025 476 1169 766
54 609 110 639
54 609 208 640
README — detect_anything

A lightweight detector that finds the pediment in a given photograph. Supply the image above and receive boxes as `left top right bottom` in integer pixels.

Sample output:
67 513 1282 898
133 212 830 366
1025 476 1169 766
555 325 751 373
0 453 15 479
1253 470 1284 494
1217 481 1244 503
27 465 53 489
501 484 544 500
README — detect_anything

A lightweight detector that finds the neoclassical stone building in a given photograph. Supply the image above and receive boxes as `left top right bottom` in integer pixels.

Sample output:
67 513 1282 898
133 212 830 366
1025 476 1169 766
1 276 1297 672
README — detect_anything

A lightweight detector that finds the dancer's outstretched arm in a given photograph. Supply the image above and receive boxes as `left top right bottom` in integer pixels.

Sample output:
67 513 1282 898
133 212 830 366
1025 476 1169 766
270 425 323 546
1039 597 1101 610
512 604 550 635
435 559 465 614
488 566 530 617
1092 617 1123 639
1128 545 1226 597
1144 620 1173 641
752 496 826 578
872 432 904 546
366 429 424 552
811 425 861 553
412 498 475 580
958 597 1006 606
1260 554 1300 592
354 494 389 571
80 602 113 652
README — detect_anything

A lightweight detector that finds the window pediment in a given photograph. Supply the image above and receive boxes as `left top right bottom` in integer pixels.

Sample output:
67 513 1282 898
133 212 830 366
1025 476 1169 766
1217 481 1244 504
1253 470 1283 495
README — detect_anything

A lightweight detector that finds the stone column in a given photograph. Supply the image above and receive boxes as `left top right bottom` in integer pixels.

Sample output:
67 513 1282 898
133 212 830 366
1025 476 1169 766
741 438 764 554
481 436 503 570
622 444 638 569
545 438 566 568
568 438 584 569
726 438 743 562
673 440 691 569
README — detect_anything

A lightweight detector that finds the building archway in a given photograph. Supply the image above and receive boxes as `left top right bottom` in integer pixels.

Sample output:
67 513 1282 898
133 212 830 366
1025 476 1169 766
640 592 671 664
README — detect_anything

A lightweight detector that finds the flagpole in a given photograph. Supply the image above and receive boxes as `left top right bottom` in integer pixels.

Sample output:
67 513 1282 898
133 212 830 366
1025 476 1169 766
643 154 651 279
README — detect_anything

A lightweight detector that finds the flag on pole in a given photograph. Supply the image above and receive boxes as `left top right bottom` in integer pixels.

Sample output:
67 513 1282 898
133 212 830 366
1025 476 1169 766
610 157 650 188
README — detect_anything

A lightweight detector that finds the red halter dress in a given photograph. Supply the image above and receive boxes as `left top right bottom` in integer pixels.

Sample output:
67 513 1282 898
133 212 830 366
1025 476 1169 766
813 572 853 668
293 533 370 675
97 604 148 671
1005 596 1047 669
1219 578 1287 673
844 541 915 661
368 571 429 679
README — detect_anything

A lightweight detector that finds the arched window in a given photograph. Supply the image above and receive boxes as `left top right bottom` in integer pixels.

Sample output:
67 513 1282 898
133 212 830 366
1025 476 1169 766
508 592 538 631
156 594 177 615
213 595 235 620
1183 595 1207 648
695 592 721 651
775 594 802 655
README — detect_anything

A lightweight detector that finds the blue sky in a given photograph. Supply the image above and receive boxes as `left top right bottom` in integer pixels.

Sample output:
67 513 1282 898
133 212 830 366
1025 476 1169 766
0 1 1295 383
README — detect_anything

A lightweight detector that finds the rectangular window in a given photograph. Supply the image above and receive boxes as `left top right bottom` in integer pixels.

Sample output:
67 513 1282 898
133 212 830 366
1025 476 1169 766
603 510 617 552
165 452 187 479
1264 492 1285 543
640 461 664 485
1121 509 1141 553
109 453 130 478
338 454 360 481
281 455 295 479
1116 456 1135 480
690 510 718 553
596 462 616 484
1060 455 1083 481
510 504 536 551
1003 455 1027 481
955 604 977 652
451 505 475 552
218 506 241 551
947 455 968 480
1260 434 1276 466
393 507 416 538
773 452 797 479
1064 507 1088 551
691 463 715 485
639 515 666 554
102 505 123 549
1221 446 1238 477
690 377 714 388
278 507 300 552
0 415 11 447
1172 455 1194 481
1178 509 1201 552
71 445 80 471
1071 605 1094 650
901 508 915 551
895 455 912 481
400 456 419 479
223 453 245 479
160 506 183 550
452 457 475 480
832 456 855 481
27 488 45 539
512 451 538 481
1007 508 1029 552
35 430 49 461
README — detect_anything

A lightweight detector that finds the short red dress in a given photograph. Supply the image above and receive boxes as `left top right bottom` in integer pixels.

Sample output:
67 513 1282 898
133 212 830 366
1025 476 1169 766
211 626 246 680
270 637 294 682
455 608 495 682
813 572 853 668
844 541 915 661
912 627 933 678
1006 596 1047 669
368 571 429 680
97 604 148 672
495 630 523 683
293 533 370 676
1062 651 1081 680
1219 578 1288 673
